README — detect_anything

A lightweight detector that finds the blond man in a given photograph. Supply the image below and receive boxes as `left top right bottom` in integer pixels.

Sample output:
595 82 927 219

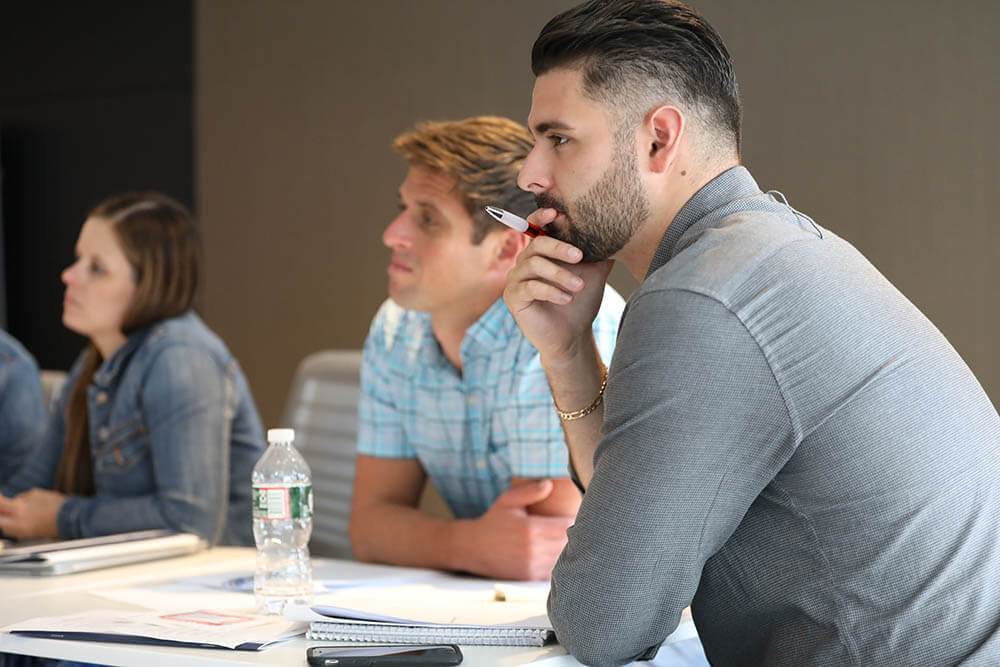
348 117 624 580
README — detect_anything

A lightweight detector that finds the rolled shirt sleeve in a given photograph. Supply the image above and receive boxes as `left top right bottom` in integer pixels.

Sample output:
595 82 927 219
357 315 415 460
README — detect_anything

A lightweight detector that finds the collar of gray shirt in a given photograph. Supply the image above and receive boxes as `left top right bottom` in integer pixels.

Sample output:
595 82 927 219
646 166 764 280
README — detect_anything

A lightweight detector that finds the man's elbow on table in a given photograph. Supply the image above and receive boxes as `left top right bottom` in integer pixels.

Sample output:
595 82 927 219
347 510 376 562
548 586 660 667
552 622 659 667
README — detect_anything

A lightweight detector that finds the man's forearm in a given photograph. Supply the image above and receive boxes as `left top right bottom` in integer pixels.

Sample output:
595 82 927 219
351 485 574 581
349 501 463 571
540 336 606 489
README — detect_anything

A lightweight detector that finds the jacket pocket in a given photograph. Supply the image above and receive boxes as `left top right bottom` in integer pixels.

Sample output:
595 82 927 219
93 413 151 474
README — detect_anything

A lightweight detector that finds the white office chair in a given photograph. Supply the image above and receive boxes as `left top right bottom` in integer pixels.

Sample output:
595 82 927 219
280 350 363 559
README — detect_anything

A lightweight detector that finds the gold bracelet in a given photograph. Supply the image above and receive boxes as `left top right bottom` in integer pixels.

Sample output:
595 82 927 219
554 363 608 421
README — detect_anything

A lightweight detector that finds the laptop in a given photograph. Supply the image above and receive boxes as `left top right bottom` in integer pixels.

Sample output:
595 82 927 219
0 529 205 576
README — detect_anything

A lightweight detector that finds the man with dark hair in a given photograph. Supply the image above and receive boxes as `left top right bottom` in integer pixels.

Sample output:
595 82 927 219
349 116 624 580
505 0 1000 664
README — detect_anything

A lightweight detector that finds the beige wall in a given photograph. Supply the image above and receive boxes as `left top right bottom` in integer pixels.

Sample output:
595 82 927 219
197 0 1000 427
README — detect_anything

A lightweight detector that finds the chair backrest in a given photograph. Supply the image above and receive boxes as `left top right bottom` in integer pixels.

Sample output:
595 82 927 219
280 350 363 559
40 369 68 414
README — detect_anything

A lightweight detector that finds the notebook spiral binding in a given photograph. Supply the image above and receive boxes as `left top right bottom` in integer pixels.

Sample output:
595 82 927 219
307 621 553 647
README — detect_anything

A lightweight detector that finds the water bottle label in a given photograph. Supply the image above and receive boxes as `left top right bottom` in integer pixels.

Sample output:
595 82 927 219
252 484 313 520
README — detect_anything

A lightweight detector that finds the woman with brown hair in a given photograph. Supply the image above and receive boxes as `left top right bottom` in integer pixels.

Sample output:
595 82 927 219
0 192 266 545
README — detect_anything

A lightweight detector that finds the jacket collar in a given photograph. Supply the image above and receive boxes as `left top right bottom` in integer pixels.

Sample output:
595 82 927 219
92 325 154 387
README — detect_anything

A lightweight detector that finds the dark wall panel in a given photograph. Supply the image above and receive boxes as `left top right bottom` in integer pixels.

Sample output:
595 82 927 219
0 1 193 369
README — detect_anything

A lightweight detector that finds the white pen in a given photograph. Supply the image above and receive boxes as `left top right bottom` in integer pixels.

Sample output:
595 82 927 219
484 205 546 238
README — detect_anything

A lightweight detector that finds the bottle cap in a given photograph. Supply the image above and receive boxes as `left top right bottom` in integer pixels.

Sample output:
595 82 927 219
266 427 295 443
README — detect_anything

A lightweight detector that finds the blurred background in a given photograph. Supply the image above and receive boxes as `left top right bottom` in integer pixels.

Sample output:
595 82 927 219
2 0 997 426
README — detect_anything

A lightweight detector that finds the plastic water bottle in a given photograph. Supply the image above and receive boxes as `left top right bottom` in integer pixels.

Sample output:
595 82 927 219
252 427 313 614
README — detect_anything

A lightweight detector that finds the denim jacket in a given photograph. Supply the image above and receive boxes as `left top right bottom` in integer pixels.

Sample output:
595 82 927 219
1 312 266 546
0 330 46 483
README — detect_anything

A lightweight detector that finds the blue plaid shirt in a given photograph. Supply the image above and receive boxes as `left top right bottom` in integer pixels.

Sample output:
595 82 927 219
358 287 625 519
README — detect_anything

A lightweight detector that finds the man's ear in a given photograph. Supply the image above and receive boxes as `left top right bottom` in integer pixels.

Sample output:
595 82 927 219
493 228 529 267
645 105 684 174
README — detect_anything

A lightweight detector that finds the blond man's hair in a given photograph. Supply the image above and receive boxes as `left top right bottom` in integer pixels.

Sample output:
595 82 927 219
393 116 535 244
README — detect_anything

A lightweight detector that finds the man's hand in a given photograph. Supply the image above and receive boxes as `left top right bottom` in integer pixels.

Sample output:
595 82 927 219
0 488 65 539
351 457 577 580
455 479 575 581
503 208 614 365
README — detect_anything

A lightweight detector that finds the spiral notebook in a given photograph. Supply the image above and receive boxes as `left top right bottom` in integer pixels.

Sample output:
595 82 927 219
288 602 554 647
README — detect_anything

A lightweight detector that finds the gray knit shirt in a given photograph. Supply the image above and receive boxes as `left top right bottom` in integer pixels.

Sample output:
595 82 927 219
548 167 1000 666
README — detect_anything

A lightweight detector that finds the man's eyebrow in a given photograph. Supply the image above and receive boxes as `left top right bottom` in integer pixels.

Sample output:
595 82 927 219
400 197 441 213
414 200 441 212
397 192 440 211
532 120 573 135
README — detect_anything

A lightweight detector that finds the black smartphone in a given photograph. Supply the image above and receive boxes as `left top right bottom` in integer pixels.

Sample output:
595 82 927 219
306 644 463 666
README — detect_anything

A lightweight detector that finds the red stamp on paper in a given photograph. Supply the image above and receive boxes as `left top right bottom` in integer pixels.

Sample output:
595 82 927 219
159 610 256 626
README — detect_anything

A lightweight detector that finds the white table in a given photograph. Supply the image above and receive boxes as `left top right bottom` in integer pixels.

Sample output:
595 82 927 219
0 547 569 666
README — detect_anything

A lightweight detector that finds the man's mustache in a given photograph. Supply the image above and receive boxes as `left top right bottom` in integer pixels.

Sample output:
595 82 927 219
534 193 568 216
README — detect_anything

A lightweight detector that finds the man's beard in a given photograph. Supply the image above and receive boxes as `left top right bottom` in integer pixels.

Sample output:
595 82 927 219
535 142 648 263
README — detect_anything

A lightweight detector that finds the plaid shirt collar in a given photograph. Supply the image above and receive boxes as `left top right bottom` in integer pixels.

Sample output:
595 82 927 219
462 298 515 357
412 298 515 370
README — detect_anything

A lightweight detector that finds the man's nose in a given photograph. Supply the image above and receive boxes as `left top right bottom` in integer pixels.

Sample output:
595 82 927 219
382 211 412 250
518 146 552 194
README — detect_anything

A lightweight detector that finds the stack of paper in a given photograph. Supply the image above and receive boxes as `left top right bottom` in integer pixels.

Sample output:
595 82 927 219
3 609 305 651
